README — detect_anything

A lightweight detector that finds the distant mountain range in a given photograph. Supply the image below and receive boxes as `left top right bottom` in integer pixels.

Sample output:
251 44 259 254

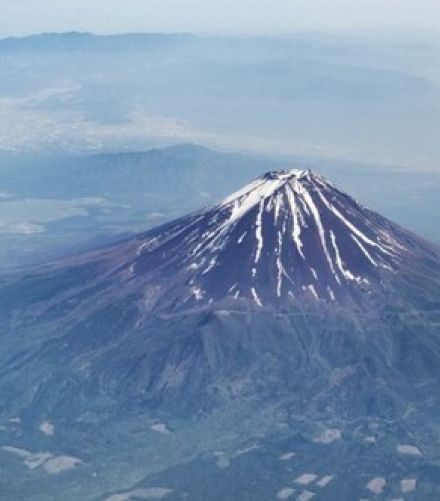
1 31 438 168
0 32 196 51
0 144 268 205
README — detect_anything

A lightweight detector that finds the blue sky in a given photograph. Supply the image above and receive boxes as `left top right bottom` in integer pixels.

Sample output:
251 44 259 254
1 0 440 37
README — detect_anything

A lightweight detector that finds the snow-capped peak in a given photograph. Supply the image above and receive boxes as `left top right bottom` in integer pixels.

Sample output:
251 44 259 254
219 169 311 207
128 169 413 310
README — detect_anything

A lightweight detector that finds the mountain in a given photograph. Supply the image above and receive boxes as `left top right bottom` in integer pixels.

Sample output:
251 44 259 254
0 170 439 500
17 167 432 314
0 145 268 203
1 168 439 408
87 167 433 311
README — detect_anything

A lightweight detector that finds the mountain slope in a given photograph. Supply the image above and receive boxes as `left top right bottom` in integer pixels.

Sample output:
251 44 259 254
0 169 439 499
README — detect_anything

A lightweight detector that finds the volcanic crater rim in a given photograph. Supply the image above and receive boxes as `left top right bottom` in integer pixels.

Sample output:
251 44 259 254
263 169 311 181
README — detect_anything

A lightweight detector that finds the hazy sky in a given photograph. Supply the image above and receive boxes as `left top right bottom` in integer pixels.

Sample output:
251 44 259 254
1 0 440 37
